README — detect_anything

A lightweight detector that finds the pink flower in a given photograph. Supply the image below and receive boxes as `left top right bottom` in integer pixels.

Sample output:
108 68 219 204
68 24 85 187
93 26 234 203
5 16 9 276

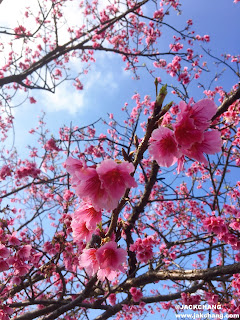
183 130 222 165
108 293 117 305
181 293 201 306
0 259 9 272
174 99 217 148
14 261 31 276
149 127 182 167
96 241 127 281
65 157 86 185
230 220 240 231
75 167 108 210
11 276 21 285
0 245 10 259
0 307 13 320
63 190 74 202
17 245 32 260
73 203 102 229
44 138 61 151
74 160 137 211
129 236 158 264
71 217 95 242
7 232 21 246
0 165 11 180
153 9 164 20
174 114 204 149
203 216 227 235
79 248 99 276
29 97 37 104
15 161 41 179
129 287 143 302
204 292 219 305
96 160 137 207
177 155 185 173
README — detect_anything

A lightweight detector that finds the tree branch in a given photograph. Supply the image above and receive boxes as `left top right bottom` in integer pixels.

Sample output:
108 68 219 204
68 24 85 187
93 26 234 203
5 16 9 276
212 85 240 121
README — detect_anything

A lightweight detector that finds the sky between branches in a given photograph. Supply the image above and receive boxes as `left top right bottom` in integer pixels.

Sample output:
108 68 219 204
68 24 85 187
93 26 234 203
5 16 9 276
0 0 239 153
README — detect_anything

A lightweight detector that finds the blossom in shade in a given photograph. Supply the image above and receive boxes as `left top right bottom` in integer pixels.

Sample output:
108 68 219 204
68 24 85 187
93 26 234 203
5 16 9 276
0 306 13 320
204 292 219 305
229 218 240 231
183 130 222 165
148 127 181 167
96 241 127 281
108 293 117 306
0 259 9 272
14 261 31 276
181 292 201 306
0 245 10 259
79 248 99 276
129 287 143 302
17 245 32 260
7 232 21 246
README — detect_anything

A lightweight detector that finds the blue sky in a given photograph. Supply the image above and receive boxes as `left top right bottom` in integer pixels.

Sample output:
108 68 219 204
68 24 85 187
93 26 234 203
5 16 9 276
3 0 238 153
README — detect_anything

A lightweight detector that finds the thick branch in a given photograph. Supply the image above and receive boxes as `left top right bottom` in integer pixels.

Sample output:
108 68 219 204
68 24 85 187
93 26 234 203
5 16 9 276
122 262 240 289
212 85 240 121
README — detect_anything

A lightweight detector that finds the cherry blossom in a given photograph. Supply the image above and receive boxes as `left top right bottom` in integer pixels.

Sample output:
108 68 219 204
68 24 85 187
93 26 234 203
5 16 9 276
183 130 222 165
96 241 127 281
76 203 101 227
129 287 143 302
71 216 95 242
67 158 137 210
96 159 137 207
79 248 99 277
148 127 182 167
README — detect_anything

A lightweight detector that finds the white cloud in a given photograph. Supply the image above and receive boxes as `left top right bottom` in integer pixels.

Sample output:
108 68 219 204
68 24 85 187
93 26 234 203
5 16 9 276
41 82 85 114
40 64 118 114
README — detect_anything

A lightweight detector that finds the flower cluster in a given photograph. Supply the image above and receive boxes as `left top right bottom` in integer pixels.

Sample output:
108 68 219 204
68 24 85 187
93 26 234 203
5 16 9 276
204 292 219 305
15 161 41 179
65 157 137 282
129 236 158 263
203 215 240 251
149 99 222 169
0 306 13 320
129 287 143 302
71 203 102 242
79 241 127 281
44 138 62 152
0 165 11 181
202 216 227 235
0 229 39 278
232 274 240 294
181 292 201 305
66 157 137 211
